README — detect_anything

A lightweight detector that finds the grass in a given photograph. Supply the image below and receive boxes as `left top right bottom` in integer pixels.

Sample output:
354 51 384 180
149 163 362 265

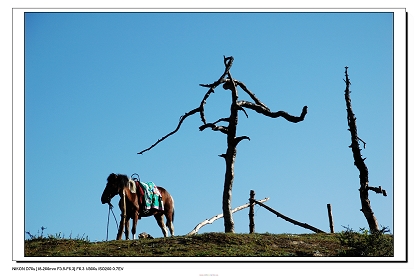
24 230 393 257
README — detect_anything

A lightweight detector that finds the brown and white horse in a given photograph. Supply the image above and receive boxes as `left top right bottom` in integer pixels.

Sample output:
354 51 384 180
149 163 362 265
101 173 175 240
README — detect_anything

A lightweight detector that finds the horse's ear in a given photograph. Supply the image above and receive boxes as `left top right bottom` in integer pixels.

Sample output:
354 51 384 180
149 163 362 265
108 173 118 182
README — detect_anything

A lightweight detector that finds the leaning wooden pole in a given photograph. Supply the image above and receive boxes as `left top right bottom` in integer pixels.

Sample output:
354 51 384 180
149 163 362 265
253 200 326 233
344 67 386 233
187 197 269 236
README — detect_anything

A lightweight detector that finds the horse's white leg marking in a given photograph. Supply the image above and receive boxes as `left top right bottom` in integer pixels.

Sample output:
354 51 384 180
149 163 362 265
155 214 168 237
167 221 174 236
162 224 168 237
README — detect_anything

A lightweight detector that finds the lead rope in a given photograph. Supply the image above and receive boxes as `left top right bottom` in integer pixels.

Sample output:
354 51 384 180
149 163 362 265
106 203 119 241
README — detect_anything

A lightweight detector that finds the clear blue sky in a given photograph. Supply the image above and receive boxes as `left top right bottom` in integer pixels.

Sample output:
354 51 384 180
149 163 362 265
23 11 394 243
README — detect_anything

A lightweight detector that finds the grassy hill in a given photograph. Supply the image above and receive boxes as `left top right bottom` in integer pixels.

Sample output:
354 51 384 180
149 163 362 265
24 230 393 257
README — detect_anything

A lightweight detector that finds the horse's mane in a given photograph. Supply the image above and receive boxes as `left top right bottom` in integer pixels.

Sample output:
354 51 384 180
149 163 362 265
108 173 136 193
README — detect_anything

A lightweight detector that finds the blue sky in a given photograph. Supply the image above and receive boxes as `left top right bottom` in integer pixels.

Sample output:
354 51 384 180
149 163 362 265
21 11 398 245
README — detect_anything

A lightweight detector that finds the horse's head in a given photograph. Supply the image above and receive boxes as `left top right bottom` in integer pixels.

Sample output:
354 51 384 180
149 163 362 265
101 173 128 204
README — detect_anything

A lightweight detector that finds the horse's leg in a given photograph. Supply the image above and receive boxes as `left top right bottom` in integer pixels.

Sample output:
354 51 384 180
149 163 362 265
132 212 138 240
154 213 168 237
124 218 130 240
165 194 175 236
117 217 124 240
166 220 174 236
166 210 175 236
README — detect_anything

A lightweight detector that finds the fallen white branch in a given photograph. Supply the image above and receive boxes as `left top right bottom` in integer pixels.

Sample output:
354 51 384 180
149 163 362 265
186 197 269 236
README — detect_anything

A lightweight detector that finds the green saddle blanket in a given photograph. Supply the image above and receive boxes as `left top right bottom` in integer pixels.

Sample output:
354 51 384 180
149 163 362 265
139 182 164 211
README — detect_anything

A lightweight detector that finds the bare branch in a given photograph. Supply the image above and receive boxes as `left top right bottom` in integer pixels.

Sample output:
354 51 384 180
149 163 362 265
237 106 249 118
235 80 269 110
199 88 215 125
199 123 229 134
235 136 250 146
139 57 236 155
223 55 234 73
198 55 233 89
237 100 308 123
368 185 387 197
357 136 367 149
197 56 235 124
199 78 227 88
213 117 230 125
138 107 201 155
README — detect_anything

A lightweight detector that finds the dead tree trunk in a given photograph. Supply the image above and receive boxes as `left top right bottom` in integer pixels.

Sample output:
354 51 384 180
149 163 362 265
139 56 307 233
249 190 255 233
327 204 334 233
343 67 386 233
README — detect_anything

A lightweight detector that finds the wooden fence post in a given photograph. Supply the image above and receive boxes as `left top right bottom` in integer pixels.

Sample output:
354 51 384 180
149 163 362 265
327 203 334 233
249 190 255 234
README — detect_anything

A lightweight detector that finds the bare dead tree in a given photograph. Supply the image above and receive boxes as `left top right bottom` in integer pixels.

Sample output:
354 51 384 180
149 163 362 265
343 67 387 233
139 56 307 233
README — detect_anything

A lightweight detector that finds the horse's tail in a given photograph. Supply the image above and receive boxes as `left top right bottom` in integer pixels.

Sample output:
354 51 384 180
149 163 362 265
172 207 175 223
171 195 175 222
